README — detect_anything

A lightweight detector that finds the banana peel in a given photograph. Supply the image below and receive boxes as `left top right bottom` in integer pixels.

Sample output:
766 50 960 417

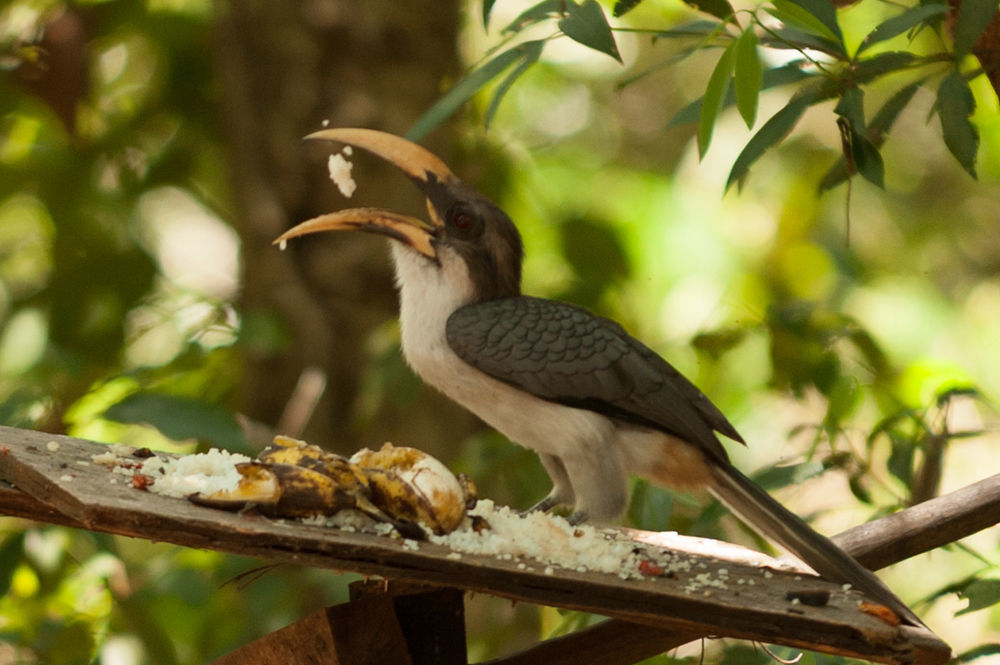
190 436 473 538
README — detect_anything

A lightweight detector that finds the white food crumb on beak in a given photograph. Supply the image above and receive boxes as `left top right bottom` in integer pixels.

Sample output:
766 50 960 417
342 146 352 156
321 119 330 127
279 238 288 251
327 152 356 198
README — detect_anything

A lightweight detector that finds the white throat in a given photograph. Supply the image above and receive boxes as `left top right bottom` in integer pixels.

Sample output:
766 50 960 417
390 243 475 392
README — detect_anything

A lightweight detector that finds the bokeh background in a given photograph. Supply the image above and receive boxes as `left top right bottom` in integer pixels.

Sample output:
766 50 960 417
1 0 998 662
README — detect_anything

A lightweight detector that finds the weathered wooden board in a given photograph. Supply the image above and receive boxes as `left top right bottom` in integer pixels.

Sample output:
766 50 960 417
0 425 950 665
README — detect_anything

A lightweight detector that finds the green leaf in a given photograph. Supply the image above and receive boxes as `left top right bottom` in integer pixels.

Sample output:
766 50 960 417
954 643 1000 663
669 62 815 126
485 40 545 128
734 28 762 127
937 68 979 178
853 51 918 83
0 533 25 598
760 25 845 56
886 433 915 485
685 0 735 20
655 19 726 39
752 461 825 491
502 0 563 34
726 91 816 190
953 0 999 58
483 0 498 28
770 0 843 46
408 45 528 141
699 40 737 157
850 132 885 187
104 393 249 452
559 0 623 62
692 327 747 358
957 578 1000 615
857 3 950 54
834 86 865 132
613 0 644 17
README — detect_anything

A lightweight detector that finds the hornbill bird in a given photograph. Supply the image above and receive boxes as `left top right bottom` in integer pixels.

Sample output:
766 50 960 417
276 128 919 625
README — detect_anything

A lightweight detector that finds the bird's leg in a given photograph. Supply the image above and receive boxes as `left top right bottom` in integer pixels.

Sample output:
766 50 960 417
522 454 574 515
525 493 561 514
560 448 629 525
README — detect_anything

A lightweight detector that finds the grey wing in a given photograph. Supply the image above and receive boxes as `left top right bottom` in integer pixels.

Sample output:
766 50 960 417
445 296 742 462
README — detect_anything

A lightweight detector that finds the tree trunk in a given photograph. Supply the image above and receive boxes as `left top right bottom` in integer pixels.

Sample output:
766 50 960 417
214 0 475 454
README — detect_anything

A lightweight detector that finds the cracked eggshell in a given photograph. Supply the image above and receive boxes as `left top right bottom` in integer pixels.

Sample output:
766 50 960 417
351 443 470 534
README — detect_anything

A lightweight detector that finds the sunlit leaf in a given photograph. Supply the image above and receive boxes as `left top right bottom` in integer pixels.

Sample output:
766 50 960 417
734 28 762 127
936 68 979 178
685 0 735 20
769 0 843 46
957 578 1000 615
699 40 736 156
857 3 950 54
670 63 815 126
104 393 249 452
953 0 999 58
613 0 644 17
825 374 860 422
485 40 546 128
408 45 530 140
726 91 816 190
558 0 623 62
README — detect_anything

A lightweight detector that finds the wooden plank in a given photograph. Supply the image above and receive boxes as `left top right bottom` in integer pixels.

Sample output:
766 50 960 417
0 426 950 665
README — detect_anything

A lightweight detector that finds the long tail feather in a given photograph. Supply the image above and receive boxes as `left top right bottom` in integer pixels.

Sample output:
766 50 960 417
709 462 922 626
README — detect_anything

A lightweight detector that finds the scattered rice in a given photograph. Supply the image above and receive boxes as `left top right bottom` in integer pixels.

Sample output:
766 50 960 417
46 441 60 452
95 447 753 587
137 449 251 499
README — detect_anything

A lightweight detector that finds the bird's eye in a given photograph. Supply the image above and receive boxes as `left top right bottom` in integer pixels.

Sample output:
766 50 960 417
454 211 474 230
447 205 483 238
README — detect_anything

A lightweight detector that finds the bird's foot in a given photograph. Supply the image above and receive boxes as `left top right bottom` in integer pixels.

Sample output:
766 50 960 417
522 494 560 515
566 510 588 526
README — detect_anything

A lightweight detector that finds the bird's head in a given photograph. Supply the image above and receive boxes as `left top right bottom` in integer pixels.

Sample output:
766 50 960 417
275 128 523 301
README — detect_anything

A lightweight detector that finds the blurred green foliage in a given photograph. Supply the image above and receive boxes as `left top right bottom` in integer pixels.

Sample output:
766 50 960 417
1 0 999 663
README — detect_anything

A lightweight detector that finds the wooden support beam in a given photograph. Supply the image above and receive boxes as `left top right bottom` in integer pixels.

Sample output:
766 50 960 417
209 593 414 665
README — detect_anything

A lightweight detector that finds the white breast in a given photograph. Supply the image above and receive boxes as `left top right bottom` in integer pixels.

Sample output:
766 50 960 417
389 244 612 457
